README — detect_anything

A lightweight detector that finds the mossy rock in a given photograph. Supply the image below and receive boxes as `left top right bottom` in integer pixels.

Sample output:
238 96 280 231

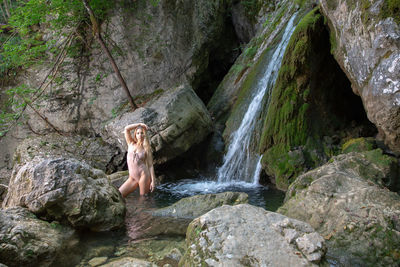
342 137 377 154
259 7 373 190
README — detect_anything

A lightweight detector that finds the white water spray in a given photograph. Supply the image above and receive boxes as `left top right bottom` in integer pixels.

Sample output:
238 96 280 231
217 14 298 184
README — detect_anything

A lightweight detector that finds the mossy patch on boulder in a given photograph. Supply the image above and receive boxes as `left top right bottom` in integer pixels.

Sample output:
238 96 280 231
341 137 377 154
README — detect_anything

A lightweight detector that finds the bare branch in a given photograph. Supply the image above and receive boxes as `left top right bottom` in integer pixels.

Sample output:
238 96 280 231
82 0 137 110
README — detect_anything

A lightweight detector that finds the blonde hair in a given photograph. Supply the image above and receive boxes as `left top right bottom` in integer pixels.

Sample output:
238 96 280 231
132 126 152 155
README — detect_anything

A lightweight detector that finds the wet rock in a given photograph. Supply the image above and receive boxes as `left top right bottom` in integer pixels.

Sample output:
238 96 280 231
107 171 129 188
102 84 213 164
100 257 157 267
279 151 400 266
141 192 249 237
180 204 326 266
320 0 400 153
151 191 248 219
13 133 123 173
3 157 125 231
88 257 108 267
0 207 77 267
114 237 185 266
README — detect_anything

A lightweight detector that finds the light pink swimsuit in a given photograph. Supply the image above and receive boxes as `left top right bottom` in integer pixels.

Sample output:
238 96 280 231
127 144 150 182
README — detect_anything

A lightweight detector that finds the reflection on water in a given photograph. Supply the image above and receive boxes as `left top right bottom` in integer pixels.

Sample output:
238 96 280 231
123 177 285 240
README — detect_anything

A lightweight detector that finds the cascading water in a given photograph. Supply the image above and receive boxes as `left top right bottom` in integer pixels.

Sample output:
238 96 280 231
217 13 298 184
158 13 298 207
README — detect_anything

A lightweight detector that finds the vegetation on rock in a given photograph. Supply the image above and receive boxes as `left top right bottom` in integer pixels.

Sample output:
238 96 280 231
259 7 376 190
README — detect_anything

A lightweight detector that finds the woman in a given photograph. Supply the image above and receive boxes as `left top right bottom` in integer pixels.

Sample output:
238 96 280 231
119 123 155 197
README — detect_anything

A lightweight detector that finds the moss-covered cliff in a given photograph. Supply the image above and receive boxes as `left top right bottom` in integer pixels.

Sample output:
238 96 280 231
259 7 376 190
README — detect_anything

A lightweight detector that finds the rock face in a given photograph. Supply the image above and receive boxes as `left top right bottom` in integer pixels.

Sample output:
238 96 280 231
3 157 125 232
0 0 238 176
151 192 248 219
279 151 400 266
320 0 400 153
0 207 77 267
258 7 377 190
13 133 123 173
180 204 326 266
102 84 213 164
9 0 236 137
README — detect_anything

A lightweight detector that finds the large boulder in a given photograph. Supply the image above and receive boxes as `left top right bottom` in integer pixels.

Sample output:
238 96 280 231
3 157 125 232
101 84 213 164
13 133 123 173
124 192 248 239
0 207 77 267
320 0 400 153
151 191 248 219
180 204 327 266
279 151 400 266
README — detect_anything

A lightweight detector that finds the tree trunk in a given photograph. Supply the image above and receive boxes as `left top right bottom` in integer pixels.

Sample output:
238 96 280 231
81 0 137 110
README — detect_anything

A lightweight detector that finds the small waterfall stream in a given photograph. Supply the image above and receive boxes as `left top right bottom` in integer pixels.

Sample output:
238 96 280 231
217 14 298 184
158 13 298 206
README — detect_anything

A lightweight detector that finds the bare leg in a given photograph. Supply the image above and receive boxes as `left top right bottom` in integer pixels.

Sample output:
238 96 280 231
138 174 151 195
119 177 139 197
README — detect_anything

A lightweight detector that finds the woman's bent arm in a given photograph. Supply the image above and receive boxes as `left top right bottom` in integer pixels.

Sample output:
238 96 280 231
125 123 148 132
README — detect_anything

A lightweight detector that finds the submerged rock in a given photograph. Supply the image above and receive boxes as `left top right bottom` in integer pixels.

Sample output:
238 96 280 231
0 207 77 267
102 84 213 164
180 204 326 266
151 191 248 219
111 237 186 267
279 151 400 266
320 0 400 153
3 157 125 231
100 257 157 267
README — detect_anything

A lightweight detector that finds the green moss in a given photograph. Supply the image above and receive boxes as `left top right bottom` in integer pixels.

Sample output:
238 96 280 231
259 7 353 190
261 144 304 190
381 0 400 24
364 149 395 167
342 137 376 153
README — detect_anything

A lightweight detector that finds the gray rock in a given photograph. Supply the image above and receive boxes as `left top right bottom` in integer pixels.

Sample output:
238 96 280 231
180 204 326 266
13 133 123 173
0 0 234 176
3 157 125 231
88 257 108 267
143 192 248 237
100 257 157 267
102 84 213 164
151 191 248 219
279 151 400 266
0 207 77 267
320 0 400 153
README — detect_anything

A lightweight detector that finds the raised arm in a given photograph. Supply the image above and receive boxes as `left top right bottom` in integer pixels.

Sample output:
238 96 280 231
125 122 148 132
124 123 148 145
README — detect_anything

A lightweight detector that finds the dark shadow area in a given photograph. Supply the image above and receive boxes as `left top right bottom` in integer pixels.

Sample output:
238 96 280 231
191 12 241 105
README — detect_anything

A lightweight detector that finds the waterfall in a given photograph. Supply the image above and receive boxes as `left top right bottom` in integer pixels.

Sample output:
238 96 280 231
217 14 298 184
